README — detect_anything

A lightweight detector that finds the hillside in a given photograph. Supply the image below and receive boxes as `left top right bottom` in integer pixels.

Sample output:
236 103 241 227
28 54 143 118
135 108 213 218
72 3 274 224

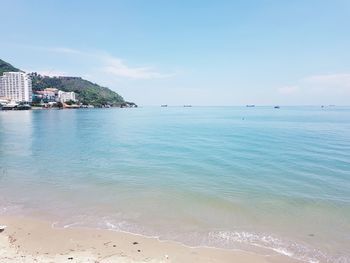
1 59 133 107
29 73 126 106
0 59 21 75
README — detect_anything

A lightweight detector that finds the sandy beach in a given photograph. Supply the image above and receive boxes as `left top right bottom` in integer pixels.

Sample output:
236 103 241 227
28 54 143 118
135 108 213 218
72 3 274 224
0 216 299 263
2 0 350 261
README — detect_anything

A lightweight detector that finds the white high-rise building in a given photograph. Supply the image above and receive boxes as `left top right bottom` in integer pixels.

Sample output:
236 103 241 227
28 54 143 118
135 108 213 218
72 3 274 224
0 72 32 102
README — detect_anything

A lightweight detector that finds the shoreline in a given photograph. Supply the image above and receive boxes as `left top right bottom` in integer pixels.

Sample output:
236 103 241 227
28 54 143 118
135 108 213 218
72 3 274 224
0 215 299 263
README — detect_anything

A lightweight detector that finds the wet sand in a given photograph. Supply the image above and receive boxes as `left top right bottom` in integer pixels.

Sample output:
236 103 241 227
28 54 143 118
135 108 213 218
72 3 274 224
0 216 300 263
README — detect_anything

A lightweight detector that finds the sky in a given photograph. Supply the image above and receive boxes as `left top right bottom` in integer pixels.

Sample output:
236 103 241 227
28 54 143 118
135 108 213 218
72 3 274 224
0 0 350 105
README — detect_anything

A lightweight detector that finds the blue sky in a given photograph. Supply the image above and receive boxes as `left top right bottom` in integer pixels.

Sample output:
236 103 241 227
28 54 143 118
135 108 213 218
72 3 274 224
1 0 350 105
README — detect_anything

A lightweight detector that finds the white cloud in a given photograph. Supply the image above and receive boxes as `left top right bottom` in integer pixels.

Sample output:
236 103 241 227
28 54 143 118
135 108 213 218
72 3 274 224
44 47 173 80
279 73 350 96
102 56 173 79
303 73 350 92
304 73 350 84
46 47 82 55
278 85 299 95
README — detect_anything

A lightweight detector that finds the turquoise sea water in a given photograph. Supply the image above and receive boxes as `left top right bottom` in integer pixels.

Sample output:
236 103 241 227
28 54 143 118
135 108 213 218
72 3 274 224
0 107 349 262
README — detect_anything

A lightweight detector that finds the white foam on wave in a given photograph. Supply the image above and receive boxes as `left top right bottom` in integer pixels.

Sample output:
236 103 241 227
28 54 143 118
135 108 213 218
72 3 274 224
63 222 81 229
48 217 349 263
91 219 348 263
208 231 348 263
102 220 161 239
0 202 23 215
103 220 132 231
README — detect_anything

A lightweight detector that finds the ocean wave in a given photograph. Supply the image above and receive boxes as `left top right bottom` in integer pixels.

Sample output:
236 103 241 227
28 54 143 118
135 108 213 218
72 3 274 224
57 218 349 263
2 205 349 263
207 231 348 263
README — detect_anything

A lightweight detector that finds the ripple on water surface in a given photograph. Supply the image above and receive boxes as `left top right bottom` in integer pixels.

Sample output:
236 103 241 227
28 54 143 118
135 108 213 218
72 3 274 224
0 107 350 262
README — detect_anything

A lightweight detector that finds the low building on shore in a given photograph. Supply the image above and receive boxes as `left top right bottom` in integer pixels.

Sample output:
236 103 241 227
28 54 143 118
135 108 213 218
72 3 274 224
32 89 77 106
58 90 76 102
33 88 59 102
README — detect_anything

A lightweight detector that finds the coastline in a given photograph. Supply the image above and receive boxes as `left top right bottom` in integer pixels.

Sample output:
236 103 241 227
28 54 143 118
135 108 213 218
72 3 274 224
0 216 299 263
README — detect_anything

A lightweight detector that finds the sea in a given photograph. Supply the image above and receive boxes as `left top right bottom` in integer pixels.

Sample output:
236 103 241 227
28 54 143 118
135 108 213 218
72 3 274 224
0 106 349 262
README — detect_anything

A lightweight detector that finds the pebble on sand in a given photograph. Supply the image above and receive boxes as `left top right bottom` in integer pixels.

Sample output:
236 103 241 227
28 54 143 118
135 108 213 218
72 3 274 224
0 225 7 233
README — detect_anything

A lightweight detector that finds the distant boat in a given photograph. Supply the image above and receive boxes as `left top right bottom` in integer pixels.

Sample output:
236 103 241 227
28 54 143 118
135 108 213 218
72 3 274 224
246 105 255 107
161 104 168 107
183 105 192 107
274 106 280 109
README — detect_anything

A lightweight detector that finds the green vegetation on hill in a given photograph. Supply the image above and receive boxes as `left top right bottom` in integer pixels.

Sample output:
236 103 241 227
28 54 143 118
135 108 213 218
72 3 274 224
29 73 126 106
1 59 134 107
0 59 21 75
